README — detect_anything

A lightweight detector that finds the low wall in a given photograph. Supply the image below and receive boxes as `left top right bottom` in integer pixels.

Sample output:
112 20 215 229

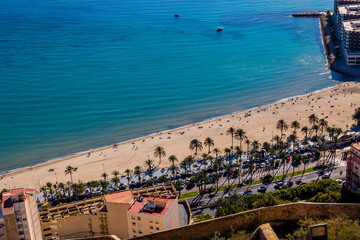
132 202 360 240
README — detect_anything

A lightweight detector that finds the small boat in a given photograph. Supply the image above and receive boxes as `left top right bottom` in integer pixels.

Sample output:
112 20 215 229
216 27 223 32
174 14 179 18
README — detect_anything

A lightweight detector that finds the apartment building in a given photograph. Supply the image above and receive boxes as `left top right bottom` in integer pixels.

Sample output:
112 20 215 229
127 195 179 238
346 142 360 192
333 0 360 65
1 188 42 240
38 184 186 239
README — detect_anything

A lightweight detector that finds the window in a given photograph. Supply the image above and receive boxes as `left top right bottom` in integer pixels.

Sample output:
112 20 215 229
150 226 153 230
43 228 51 231
155 221 159 224
132 229 136 233
138 223 142 228
132 222 136 226
139 230 143 234
137 216 141 221
44 233 52 237
22 218 27 221
149 219 153 223
19 231 24 235
156 227 160 231
131 216 135 220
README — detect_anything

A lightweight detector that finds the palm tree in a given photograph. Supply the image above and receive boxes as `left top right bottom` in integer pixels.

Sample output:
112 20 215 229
112 177 120 187
168 165 177 177
276 119 288 138
112 170 120 179
65 165 76 183
154 146 166 165
168 155 178 168
180 159 188 174
291 121 300 134
145 159 154 173
234 128 246 150
262 142 271 153
245 139 251 155
308 114 319 126
251 141 261 152
312 125 319 137
224 148 232 161
287 134 298 151
204 137 215 153
301 126 309 140
189 139 203 155
226 127 236 148
234 146 243 159
185 155 195 172
318 118 328 136
212 148 221 159
134 166 142 183
101 172 108 181
273 135 281 149
124 169 132 185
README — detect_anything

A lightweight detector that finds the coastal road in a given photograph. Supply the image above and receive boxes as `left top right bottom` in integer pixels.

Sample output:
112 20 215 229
189 166 346 216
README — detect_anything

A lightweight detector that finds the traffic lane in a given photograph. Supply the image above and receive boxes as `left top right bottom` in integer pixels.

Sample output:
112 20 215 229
189 166 345 209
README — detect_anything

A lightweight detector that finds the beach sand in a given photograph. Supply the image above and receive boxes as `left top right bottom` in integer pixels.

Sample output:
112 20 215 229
1 81 359 190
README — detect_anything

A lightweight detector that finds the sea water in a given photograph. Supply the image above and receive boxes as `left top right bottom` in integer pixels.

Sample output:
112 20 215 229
0 0 348 172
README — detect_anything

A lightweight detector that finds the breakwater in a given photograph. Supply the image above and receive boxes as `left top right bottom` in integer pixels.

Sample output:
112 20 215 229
291 11 327 17
293 11 360 77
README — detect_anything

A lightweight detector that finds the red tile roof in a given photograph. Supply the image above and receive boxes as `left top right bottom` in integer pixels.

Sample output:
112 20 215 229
127 195 176 217
2 188 35 210
352 142 360 151
105 190 133 204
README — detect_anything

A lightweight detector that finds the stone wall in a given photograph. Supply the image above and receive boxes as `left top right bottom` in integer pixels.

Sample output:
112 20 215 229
131 202 360 240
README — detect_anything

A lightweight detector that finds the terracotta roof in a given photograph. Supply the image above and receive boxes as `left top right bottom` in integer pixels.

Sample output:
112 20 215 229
105 190 133 204
352 142 360 151
128 195 176 217
2 188 35 210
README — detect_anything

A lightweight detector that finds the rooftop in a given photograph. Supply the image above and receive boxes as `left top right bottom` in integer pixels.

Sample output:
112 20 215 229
343 20 360 31
2 188 35 210
128 195 176 217
105 190 133 204
339 4 360 15
352 142 360 151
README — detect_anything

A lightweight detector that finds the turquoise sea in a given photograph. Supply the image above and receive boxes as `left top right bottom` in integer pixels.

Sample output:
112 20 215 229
0 0 349 172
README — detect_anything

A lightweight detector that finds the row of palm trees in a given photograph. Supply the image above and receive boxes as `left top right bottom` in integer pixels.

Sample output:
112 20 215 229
55 114 344 199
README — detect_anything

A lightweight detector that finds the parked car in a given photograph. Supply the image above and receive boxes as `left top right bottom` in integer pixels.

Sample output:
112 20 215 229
257 185 267 192
322 172 331 179
243 189 252 196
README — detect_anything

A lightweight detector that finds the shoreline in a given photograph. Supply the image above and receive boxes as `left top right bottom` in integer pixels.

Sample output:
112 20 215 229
1 83 339 176
1 81 359 189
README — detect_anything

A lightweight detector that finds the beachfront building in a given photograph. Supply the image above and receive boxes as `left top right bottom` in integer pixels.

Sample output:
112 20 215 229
38 184 188 239
1 188 42 240
346 142 360 192
333 0 360 65
127 195 180 238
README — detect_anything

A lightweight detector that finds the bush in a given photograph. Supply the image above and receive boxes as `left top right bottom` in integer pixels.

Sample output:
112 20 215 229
193 214 212 223
211 229 250 240
290 215 360 240
215 180 343 217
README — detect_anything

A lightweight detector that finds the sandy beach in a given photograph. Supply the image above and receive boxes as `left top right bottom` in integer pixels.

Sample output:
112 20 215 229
1 81 359 190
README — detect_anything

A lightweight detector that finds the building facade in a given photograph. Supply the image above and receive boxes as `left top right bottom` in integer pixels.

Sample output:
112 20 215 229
333 0 360 65
38 184 185 239
346 142 360 192
127 195 180 238
1 188 43 240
